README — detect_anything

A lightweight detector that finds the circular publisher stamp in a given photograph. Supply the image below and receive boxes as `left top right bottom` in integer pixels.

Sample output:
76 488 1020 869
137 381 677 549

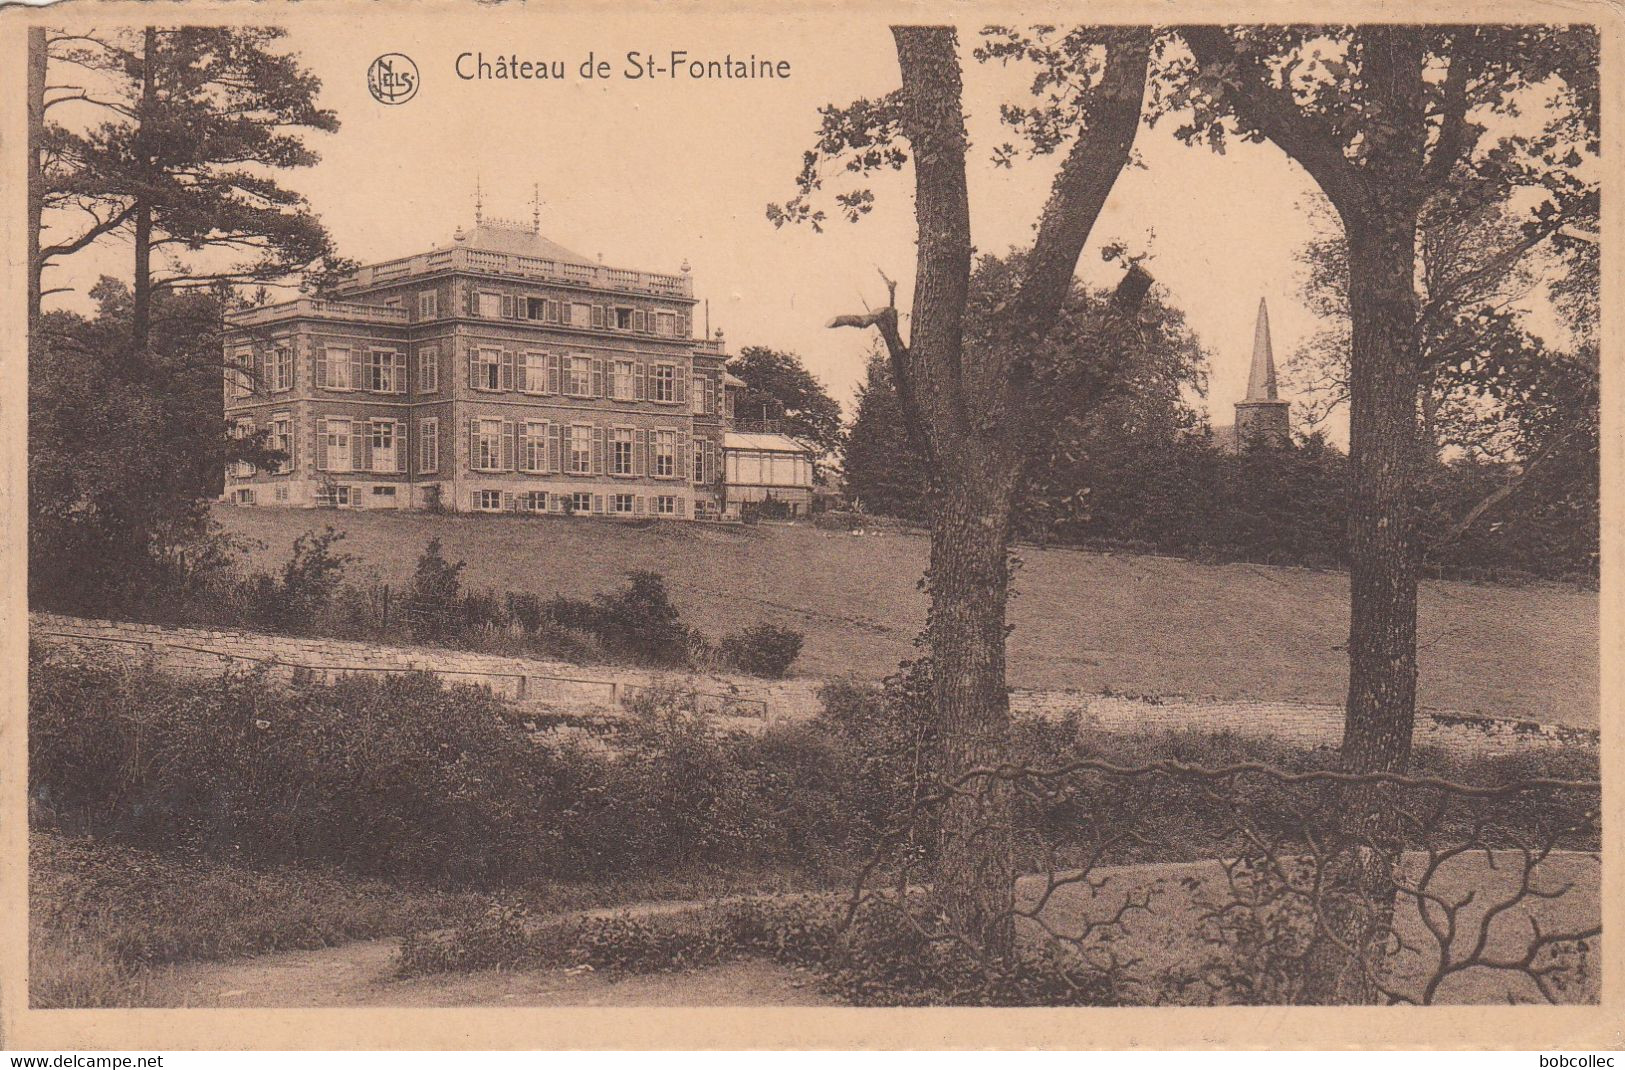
367 53 419 105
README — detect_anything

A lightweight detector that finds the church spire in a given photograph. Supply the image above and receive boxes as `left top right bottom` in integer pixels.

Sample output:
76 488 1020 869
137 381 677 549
1245 297 1278 401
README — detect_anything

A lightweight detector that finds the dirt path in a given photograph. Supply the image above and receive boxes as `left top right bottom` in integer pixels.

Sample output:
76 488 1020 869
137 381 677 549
148 938 832 1007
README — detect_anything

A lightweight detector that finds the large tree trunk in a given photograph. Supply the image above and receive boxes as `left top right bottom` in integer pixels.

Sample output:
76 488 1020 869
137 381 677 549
131 26 158 357
27 28 46 329
1299 209 1422 1005
1342 211 1422 774
928 453 1017 961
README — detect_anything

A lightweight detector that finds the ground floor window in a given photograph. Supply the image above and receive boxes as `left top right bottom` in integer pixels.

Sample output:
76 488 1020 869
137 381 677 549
315 484 352 508
516 490 548 512
273 484 289 503
567 492 592 514
611 493 634 514
372 485 397 500
655 495 676 516
475 489 503 512
235 488 256 505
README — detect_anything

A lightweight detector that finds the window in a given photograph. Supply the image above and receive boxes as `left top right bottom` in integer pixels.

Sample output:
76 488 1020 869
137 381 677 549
521 420 549 473
323 417 354 473
611 428 634 476
653 430 675 478
370 419 398 473
316 484 352 507
236 488 256 505
651 364 676 403
478 292 502 318
517 490 549 512
569 302 592 328
322 347 352 390
476 347 501 391
569 425 592 474
568 492 592 513
694 441 705 483
270 414 293 474
655 495 676 516
565 355 592 397
372 485 397 499
273 484 289 502
419 291 438 319
418 346 439 393
364 349 399 393
475 489 503 512
273 347 293 392
614 307 634 330
692 377 707 415
523 351 548 394
525 297 547 320
231 352 253 397
611 493 634 514
612 360 636 401
419 418 439 474
655 311 677 338
474 418 503 471
232 417 256 477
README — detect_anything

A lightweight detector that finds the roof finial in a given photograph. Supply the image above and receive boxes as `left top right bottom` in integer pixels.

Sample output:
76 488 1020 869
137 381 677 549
474 175 484 226
531 183 542 234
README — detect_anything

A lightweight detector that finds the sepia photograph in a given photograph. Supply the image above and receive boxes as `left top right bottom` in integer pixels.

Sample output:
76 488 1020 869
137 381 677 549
1 0 1616 1051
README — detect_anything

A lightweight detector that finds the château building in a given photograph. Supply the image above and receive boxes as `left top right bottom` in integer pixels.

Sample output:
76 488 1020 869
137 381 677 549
221 214 739 518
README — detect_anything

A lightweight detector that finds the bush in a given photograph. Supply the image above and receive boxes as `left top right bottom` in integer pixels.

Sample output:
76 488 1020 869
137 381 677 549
718 624 804 677
246 527 352 634
405 537 466 642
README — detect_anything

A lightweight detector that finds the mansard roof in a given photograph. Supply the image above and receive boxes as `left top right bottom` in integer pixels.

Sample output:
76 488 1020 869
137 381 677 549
437 219 595 267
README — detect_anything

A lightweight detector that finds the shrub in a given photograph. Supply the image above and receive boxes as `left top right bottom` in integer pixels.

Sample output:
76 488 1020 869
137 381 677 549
405 537 466 642
247 527 352 634
718 624 804 677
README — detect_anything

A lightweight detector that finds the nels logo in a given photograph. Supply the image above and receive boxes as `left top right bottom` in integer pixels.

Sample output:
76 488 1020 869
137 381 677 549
368 53 419 105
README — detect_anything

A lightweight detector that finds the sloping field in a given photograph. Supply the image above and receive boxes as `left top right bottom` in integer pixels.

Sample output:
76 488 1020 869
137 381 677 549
215 508 1599 728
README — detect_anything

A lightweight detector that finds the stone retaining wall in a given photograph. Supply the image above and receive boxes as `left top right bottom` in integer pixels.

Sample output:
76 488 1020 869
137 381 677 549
30 612 1595 756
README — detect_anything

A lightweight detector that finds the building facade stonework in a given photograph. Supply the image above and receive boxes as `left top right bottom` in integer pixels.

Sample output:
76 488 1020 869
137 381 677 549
222 219 737 518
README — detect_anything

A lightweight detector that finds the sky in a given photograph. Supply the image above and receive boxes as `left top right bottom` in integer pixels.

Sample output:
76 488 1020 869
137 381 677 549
42 14 1386 438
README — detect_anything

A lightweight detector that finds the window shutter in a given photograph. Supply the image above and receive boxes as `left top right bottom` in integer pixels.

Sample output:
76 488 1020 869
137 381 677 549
467 418 477 471
547 353 561 394
634 430 648 477
353 421 367 472
465 283 477 316
468 347 478 390
704 440 716 484
591 425 605 475
548 424 562 474
393 350 407 393
679 312 691 338
675 369 689 407
592 494 604 514
501 349 515 392
635 495 645 515
675 496 687 517
635 362 647 401
349 350 364 393
676 431 690 486
397 423 408 473
591 358 605 398
502 490 514 511
590 305 603 328
502 419 516 471
633 309 646 333
501 294 514 319
315 348 329 389
314 417 328 471
516 354 528 393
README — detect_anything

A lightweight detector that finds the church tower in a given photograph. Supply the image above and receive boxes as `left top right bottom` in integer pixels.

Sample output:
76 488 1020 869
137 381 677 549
1233 297 1292 446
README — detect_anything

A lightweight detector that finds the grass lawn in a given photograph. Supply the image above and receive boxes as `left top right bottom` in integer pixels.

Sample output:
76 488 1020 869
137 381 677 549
215 507 1599 728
